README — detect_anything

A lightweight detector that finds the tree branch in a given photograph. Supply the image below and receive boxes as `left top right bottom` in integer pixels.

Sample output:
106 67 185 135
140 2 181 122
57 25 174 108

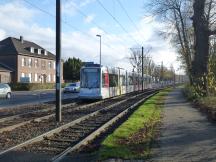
209 29 216 35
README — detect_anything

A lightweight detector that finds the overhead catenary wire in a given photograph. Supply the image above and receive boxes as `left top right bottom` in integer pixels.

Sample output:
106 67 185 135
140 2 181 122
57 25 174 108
23 0 124 55
63 0 128 52
116 0 144 39
96 0 142 47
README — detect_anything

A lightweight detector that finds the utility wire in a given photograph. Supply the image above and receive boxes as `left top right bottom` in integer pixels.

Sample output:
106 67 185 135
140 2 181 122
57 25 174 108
96 0 141 46
63 0 132 49
116 0 143 37
23 0 122 54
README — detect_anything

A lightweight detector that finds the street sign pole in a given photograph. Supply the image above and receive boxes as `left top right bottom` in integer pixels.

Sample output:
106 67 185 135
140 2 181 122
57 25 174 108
56 0 61 122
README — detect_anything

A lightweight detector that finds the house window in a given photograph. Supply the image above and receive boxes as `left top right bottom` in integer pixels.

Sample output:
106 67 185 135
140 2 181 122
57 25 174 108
53 74 55 82
28 58 32 67
24 58 27 66
29 73 32 82
41 60 46 70
39 74 42 82
21 73 25 77
30 47 34 53
38 49 41 55
53 61 56 69
48 61 52 69
35 73 38 82
44 50 48 55
48 74 51 82
35 59 39 68
21 58 25 67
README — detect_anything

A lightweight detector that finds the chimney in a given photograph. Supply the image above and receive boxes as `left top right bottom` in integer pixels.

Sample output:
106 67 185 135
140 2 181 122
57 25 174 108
20 36 24 43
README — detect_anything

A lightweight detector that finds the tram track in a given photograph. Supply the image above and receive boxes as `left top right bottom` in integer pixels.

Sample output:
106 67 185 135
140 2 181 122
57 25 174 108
0 91 143 153
0 89 158 162
0 91 144 133
0 102 85 133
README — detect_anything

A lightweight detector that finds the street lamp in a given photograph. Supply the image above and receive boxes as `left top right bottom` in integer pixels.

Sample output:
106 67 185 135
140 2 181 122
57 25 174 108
96 34 101 66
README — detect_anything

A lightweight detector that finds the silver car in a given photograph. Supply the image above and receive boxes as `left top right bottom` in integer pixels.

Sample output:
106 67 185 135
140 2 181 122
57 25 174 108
64 82 80 93
0 83 11 99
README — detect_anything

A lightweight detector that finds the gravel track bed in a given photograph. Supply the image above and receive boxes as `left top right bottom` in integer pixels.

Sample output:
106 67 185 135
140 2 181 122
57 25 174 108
0 93 138 150
0 110 54 129
19 93 149 156
0 102 85 129
0 104 52 118
0 98 77 119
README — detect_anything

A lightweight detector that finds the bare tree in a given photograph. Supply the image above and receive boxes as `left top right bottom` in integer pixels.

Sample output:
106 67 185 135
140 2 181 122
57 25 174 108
147 0 194 84
147 0 216 96
129 46 152 74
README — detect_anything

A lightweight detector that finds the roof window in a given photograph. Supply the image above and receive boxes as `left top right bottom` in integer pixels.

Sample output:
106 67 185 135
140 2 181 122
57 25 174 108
38 49 42 55
30 47 34 53
44 50 48 55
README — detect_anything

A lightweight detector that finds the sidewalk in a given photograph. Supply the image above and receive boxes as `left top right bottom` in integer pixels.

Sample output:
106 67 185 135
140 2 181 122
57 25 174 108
148 88 216 162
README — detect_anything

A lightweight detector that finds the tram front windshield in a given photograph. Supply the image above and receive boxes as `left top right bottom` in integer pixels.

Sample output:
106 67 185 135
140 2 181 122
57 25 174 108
81 68 100 88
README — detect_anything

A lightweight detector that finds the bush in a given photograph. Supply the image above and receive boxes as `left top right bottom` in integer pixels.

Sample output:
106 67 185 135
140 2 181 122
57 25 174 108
10 83 67 91
183 84 201 101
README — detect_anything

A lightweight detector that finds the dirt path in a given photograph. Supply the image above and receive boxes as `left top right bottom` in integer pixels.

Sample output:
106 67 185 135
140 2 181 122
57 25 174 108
149 88 216 162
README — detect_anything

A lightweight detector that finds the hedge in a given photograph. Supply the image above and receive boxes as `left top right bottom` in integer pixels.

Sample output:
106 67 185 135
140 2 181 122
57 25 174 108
9 83 67 91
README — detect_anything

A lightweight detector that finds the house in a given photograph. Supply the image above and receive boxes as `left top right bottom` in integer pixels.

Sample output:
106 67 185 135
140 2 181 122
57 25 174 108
0 36 63 83
0 63 12 83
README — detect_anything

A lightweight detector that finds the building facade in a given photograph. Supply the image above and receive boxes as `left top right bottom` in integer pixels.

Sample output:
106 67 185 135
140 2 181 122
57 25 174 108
0 36 63 83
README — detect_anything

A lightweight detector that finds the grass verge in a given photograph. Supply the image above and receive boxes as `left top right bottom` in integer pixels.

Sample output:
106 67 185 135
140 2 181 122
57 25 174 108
98 89 171 160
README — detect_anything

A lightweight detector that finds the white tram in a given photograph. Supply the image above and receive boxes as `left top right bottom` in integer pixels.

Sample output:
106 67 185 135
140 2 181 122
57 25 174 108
79 63 153 99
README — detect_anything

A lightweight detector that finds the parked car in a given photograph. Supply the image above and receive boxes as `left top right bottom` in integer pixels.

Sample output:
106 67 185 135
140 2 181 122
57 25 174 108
64 82 80 93
0 83 11 99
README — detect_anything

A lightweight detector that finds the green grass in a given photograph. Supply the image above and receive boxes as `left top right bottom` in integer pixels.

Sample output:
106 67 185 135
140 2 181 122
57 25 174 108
98 89 171 160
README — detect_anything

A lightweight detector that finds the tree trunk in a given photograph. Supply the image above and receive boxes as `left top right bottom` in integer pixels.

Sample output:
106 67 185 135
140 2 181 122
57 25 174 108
192 0 209 96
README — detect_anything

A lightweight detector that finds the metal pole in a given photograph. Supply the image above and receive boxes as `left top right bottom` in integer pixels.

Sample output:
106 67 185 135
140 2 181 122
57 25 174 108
174 69 175 86
96 35 102 66
56 0 61 122
142 46 144 91
100 36 101 66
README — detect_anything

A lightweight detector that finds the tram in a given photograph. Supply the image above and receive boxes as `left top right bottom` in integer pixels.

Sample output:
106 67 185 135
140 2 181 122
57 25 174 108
79 63 154 99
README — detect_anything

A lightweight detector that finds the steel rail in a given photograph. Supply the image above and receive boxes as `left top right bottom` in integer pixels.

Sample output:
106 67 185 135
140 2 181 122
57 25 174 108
0 90 132 123
0 91 146 133
51 91 158 162
0 91 147 156
0 100 105 133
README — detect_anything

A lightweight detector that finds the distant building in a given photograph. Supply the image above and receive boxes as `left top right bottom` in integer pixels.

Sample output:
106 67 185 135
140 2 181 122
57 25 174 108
0 36 63 83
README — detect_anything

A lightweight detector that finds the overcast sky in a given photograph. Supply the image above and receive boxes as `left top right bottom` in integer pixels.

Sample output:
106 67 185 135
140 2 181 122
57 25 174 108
0 0 182 73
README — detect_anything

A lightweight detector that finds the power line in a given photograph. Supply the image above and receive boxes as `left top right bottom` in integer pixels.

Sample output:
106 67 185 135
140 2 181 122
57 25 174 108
63 0 128 52
96 0 141 46
63 0 137 52
23 0 123 54
116 0 143 38
23 0 79 31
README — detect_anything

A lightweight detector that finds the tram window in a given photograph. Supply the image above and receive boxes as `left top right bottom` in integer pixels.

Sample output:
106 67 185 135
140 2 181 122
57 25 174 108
81 68 100 88
109 74 118 87
120 75 126 86
129 76 133 85
102 73 109 87
136 77 139 85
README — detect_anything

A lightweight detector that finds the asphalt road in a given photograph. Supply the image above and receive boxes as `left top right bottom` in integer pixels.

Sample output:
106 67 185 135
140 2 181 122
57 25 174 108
0 90 78 108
